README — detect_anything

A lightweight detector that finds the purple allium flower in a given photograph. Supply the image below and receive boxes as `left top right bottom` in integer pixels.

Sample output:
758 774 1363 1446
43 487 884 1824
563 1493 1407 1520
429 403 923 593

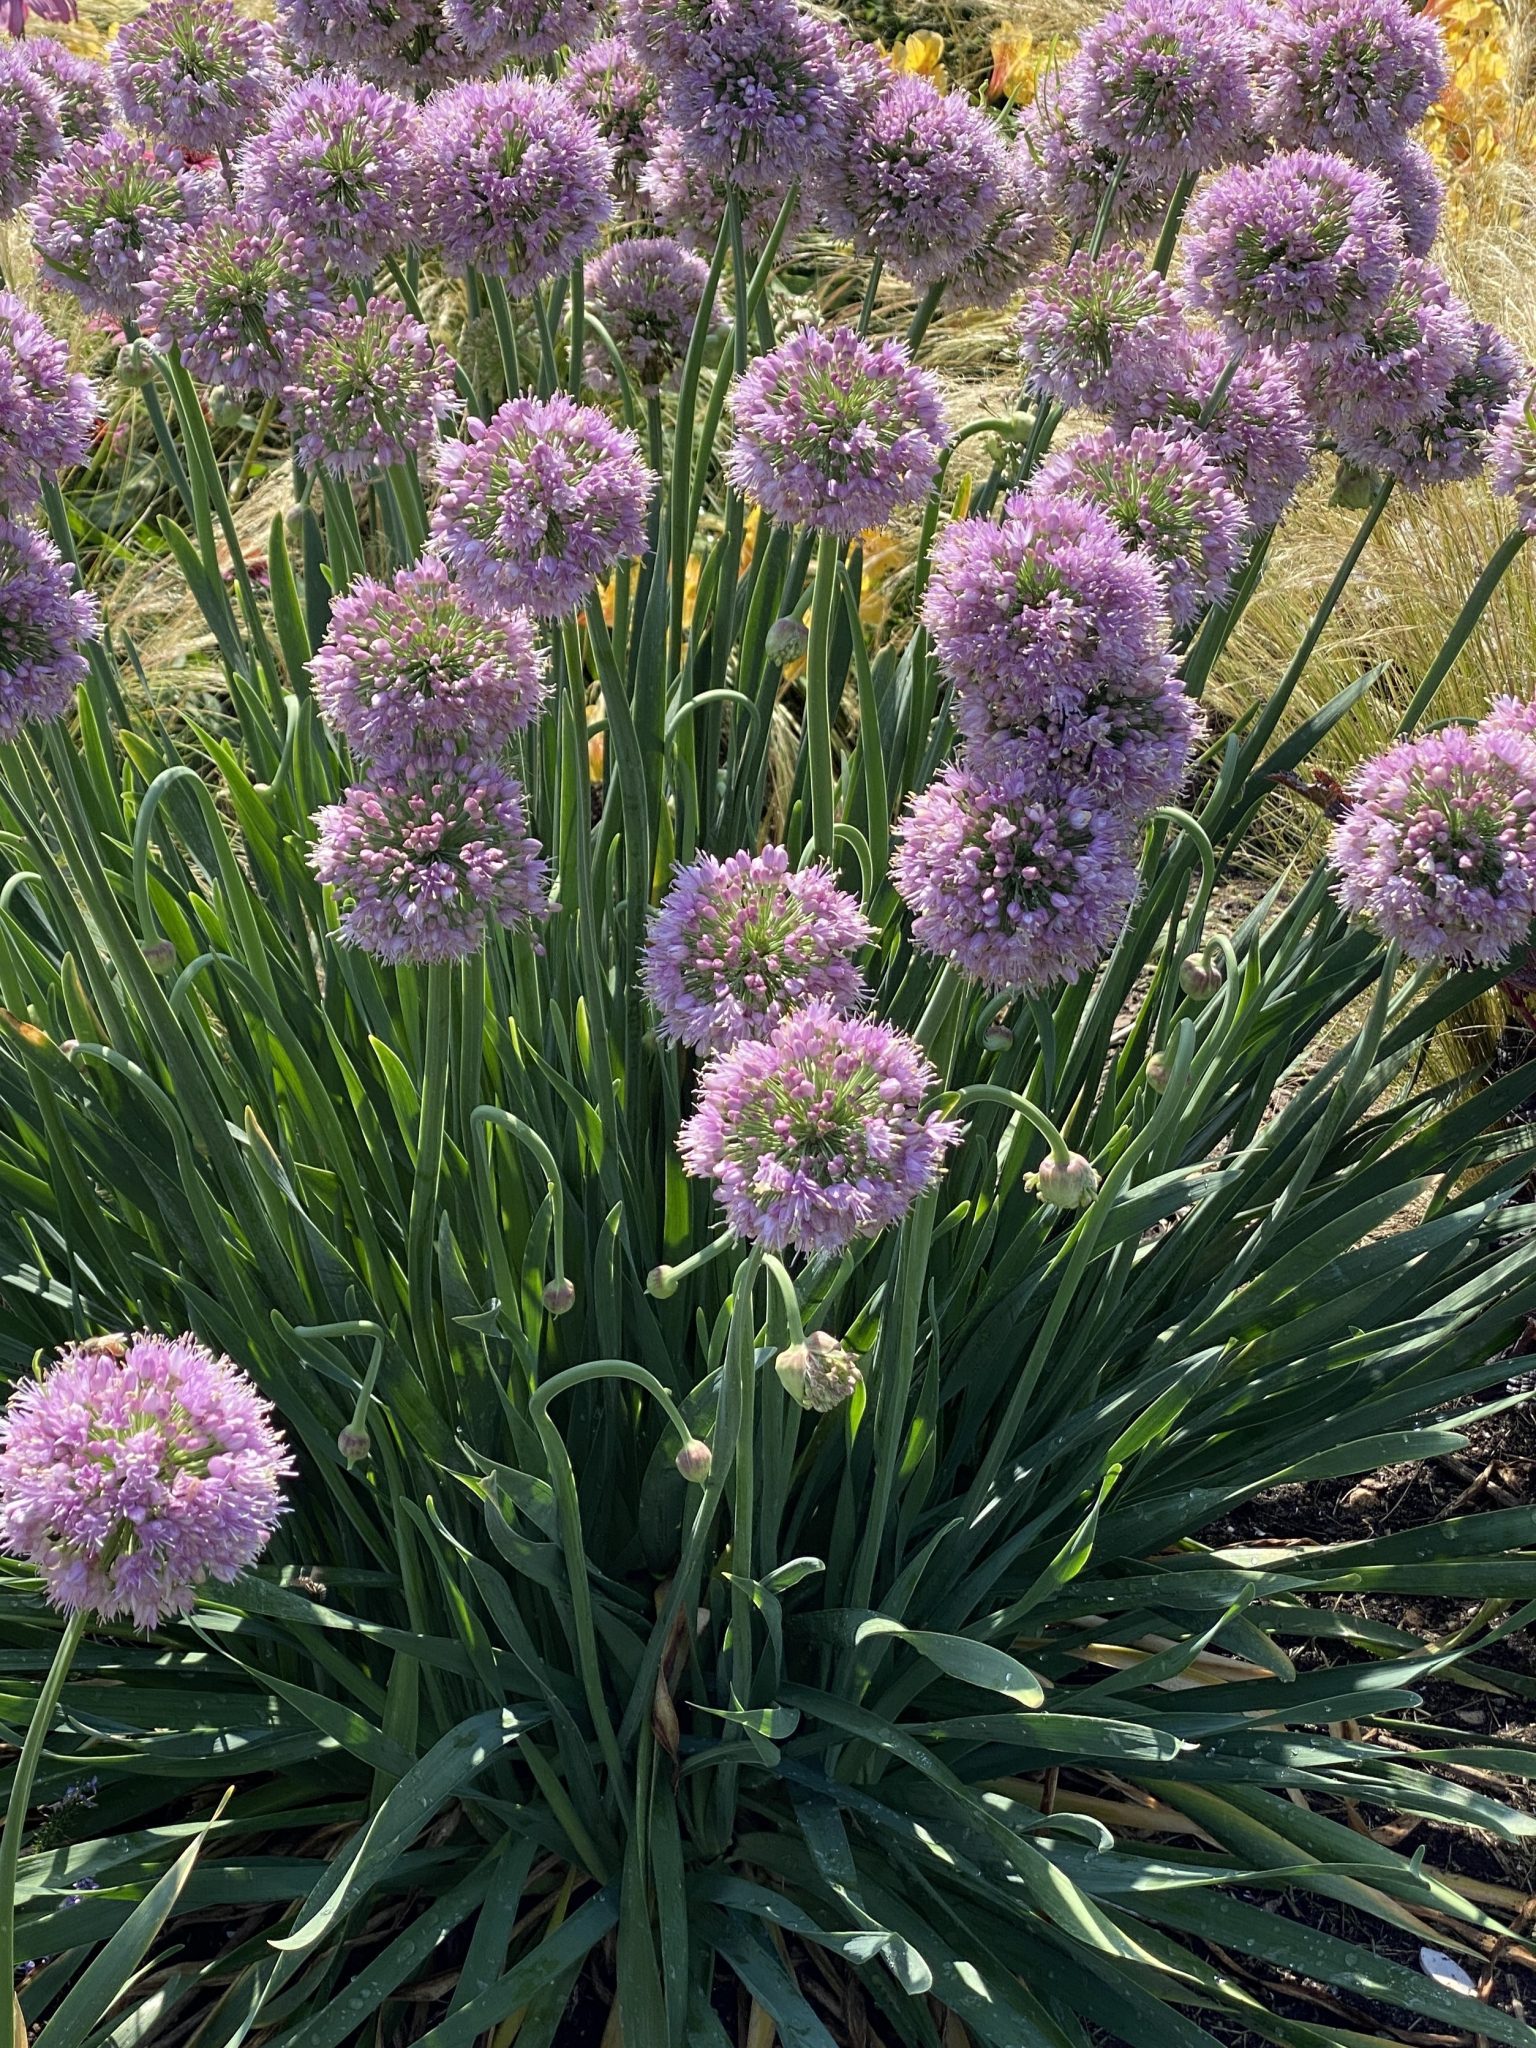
1375 134 1441 259
33 132 210 323
111 0 281 154
444 0 601 63
20 40 112 147
938 136 1053 313
1489 382 1536 535
638 120 805 253
309 556 546 760
0 42 64 217
1117 328 1315 529
623 0 841 192
1020 78 1179 249
965 660 1197 818
677 999 960 1255
829 70 1007 289
416 77 612 293
587 234 712 397
893 757 1138 990
283 297 454 479
643 844 870 1053
140 208 323 398
565 34 661 205
1255 0 1449 161
1483 694 1536 746
431 393 653 618
1181 147 1405 345
1032 424 1248 630
726 324 946 539
1074 0 1257 177
0 292 96 508
0 1331 291 1630
237 71 419 281
311 749 550 964
1303 266 1519 487
0 515 98 739
276 0 460 91
1016 249 1184 413
926 494 1173 737
1330 724 1536 965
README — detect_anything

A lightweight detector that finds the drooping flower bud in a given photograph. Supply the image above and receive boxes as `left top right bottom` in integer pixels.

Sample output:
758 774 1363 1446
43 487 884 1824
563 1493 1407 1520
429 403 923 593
1146 1051 1173 1093
1179 951 1223 1000
774 1330 862 1412
337 1424 371 1463
1028 1151 1101 1210
674 1437 713 1482
647 1264 678 1299
541 1277 575 1316
766 614 810 666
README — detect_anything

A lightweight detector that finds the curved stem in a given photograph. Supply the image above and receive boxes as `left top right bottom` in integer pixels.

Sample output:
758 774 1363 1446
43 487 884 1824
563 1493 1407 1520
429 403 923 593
471 1105 569 1297
949 1083 1071 1166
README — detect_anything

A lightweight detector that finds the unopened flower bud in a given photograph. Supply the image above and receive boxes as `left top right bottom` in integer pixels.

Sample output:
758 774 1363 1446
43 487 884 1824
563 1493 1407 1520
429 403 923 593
1146 1051 1172 1093
116 340 155 389
337 1424 370 1463
647 1264 678 1299
765 614 809 666
1028 1151 1100 1210
284 500 309 544
982 1020 1014 1052
541 1277 575 1316
1179 951 1222 1001
775 1330 862 1412
675 1437 712 1482
206 385 246 430
142 938 177 972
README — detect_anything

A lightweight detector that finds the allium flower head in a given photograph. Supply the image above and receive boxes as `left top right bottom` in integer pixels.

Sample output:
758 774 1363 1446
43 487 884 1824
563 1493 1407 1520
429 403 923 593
639 120 806 253
1182 147 1405 345
283 297 454 479
964 659 1197 819
1021 79 1180 249
565 36 662 205
33 132 211 322
726 324 946 538
1075 0 1257 176
111 0 281 154
311 750 549 964
587 235 712 397
938 137 1053 313
237 72 419 280
623 0 841 191
775 1329 861 1411
1490 383 1536 535
417 77 612 293
643 844 870 1054
1304 266 1519 487
1330 724 1536 965
444 0 602 63
1118 328 1314 529
893 758 1138 991
0 515 98 740
0 292 96 508
277 0 460 91
432 393 653 618
1376 134 1441 258
20 41 112 147
678 1000 960 1256
140 209 322 398
831 70 1007 289
1016 249 1184 413
0 1332 290 1630
1032 425 1248 630
1483 695 1536 747
1256 0 1449 160
310 557 546 761
925 494 1173 737
0 43 65 217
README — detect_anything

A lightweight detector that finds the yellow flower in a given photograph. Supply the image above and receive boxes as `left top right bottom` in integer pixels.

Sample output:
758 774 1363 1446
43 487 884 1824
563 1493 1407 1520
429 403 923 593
986 23 1075 107
883 29 946 91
